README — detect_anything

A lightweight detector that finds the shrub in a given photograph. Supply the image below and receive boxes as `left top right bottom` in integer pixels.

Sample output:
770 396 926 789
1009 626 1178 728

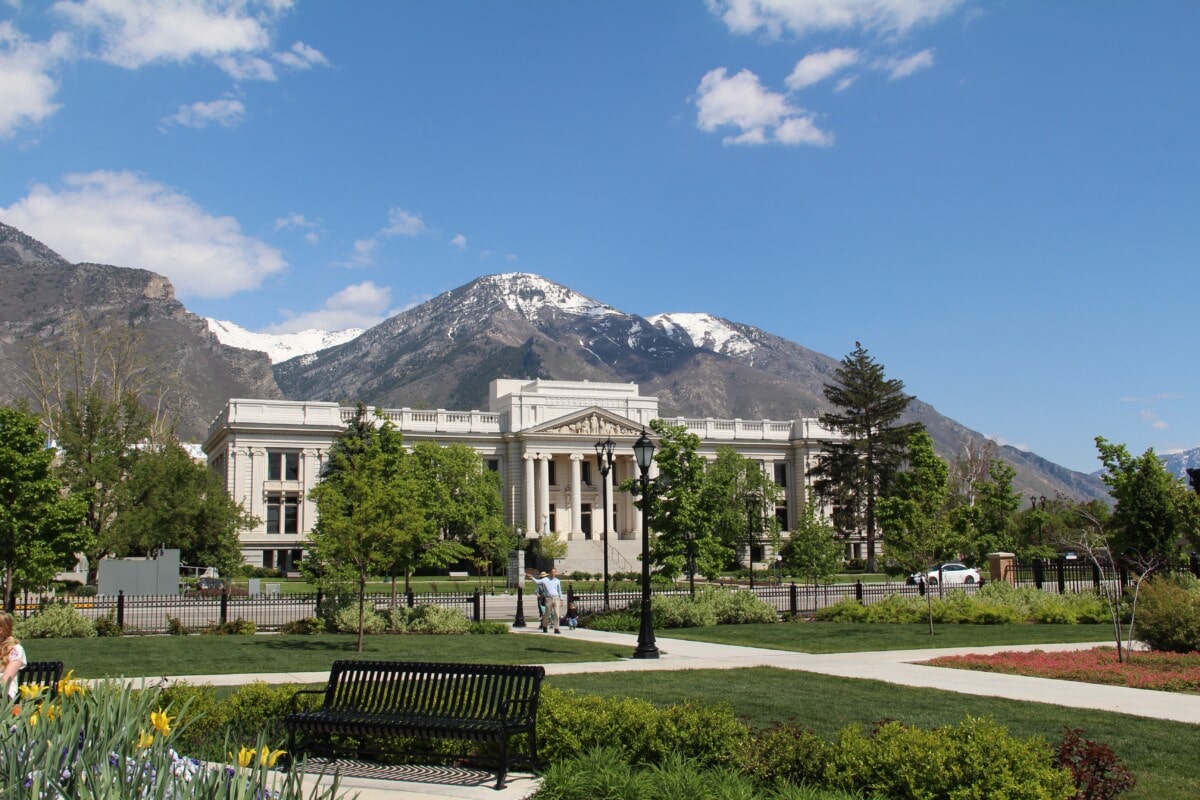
823 716 1074 800
582 608 640 632
813 597 870 623
1134 577 1200 653
537 686 749 767
737 721 829 787
708 588 779 625
1056 728 1136 800
93 611 122 637
279 616 324 635
204 618 257 635
654 594 719 628
167 615 189 635
14 601 96 638
469 621 509 634
383 603 471 634
330 604 386 634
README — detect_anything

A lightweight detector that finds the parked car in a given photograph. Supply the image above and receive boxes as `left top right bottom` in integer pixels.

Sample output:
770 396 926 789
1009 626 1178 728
909 562 981 586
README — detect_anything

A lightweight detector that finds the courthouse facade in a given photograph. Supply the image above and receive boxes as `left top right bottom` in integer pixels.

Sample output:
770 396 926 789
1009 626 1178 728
203 379 847 574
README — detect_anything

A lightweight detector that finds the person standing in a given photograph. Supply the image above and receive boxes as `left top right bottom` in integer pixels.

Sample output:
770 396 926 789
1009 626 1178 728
0 611 27 702
535 568 564 633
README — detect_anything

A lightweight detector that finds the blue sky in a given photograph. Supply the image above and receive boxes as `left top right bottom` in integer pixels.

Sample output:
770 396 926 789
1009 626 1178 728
2 1 1197 475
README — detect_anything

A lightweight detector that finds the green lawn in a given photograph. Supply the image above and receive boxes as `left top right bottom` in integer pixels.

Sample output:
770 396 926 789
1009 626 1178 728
656 621 1111 652
29 632 628 678
548 667 1199 800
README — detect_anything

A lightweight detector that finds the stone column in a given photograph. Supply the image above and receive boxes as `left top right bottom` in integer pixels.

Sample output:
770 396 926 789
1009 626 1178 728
570 454 583 537
249 447 266 522
538 454 551 534
301 448 320 536
524 453 537 534
603 458 614 537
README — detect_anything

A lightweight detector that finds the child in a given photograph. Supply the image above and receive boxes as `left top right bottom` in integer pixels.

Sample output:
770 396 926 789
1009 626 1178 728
0 611 27 701
566 600 579 630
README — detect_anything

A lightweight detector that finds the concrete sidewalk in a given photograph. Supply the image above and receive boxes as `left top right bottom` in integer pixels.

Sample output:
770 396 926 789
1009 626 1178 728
142 627 1200 800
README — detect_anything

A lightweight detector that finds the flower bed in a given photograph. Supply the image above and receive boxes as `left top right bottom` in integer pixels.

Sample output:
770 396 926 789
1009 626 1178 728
924 647 1200 693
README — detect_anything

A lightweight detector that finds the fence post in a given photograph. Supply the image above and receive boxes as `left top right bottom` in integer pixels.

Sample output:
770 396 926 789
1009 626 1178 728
472 589 481 622
1056 558 1066 594
1092 563 1101 592
855 580 864 602
117 590 125 629
1191 552 1200 578
406 588 415 609
513 587 526 627
1032 559 1044 590
315 590 323 616
789 582 798 616
220 591 229 625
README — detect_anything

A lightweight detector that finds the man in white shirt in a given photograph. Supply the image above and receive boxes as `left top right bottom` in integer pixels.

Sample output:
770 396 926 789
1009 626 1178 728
535 568 564 633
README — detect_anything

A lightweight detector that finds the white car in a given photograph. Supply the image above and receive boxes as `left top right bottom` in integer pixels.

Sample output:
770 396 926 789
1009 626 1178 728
920 562 981 586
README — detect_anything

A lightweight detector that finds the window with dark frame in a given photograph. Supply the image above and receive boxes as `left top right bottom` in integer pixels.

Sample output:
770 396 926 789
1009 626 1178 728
266 492 299 534
268 451 300 481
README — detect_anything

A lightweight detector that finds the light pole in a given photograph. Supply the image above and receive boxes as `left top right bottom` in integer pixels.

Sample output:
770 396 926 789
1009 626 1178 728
594 436 615 611
632 429 659 659
744 490 760 590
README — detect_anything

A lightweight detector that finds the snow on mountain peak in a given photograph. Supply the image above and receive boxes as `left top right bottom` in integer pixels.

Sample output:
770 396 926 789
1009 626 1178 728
482 273 620 319
649 312 756 357
207 319 364 364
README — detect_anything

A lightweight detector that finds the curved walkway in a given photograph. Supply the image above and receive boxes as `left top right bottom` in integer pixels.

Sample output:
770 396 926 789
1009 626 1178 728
152 627 1200 800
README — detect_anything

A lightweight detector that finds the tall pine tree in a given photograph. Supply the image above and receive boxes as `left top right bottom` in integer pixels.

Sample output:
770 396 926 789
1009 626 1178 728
810 342 922 571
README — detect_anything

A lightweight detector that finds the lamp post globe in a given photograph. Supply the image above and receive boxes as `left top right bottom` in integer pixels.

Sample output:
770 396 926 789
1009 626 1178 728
594 436 615 610
632 429 659 659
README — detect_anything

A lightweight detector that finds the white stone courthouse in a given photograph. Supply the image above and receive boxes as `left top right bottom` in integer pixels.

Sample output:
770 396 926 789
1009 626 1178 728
203 379 846 574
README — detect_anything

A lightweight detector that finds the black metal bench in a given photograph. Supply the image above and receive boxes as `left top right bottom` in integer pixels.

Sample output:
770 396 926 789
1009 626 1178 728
283 660 545 789
18 661 64 698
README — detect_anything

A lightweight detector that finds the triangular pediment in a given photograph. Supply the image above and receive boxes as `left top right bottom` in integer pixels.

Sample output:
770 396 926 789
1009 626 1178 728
525 407 645 437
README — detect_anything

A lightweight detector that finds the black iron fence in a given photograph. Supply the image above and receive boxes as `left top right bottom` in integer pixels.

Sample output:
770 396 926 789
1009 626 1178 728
42 589 484 634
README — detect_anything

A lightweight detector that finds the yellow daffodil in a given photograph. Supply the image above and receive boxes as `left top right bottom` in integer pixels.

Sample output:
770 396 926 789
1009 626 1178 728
43 703 58 722
57 670 86 698
236 746 256 768
259 746 287 768
137 730 155 749
28 710 38 727
150 708 173 737
18 683 45 700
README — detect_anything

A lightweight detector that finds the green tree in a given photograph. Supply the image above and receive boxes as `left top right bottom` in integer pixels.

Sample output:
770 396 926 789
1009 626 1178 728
0 404 87 607
810 342 922 571
53 386 154 584
1095 436 1200 565
877 430 957 631
780 499 842 598
954 459 1021 564
106 442 256 579
631 420 721 582
702 446 782 579
305 405 428 651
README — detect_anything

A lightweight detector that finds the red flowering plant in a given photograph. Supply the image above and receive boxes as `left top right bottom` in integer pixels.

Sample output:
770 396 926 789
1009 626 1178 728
924 647 1200 693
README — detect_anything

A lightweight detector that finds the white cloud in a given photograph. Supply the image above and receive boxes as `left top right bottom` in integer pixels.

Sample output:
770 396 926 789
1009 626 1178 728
383 208 426 237
52 0 286 70
879 48 934 79
274 40 326 70
275 213 320 242
0 170 286 297
695 67 833 146
450 233 467 249
708 0 963 39
214 53 276 80
785 48 859 90
162 97 245 128
267 280 393 333
0 22 69 138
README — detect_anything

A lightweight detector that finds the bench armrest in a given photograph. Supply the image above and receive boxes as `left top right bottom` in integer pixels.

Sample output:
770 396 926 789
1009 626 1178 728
289 687 327 714
499 696 536 724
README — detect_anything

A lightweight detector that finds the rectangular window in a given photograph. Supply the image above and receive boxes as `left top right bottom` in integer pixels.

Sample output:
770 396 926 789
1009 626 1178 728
486 459 500 472
547 460 557 486
266 492 299 534
581 462 592 486
268 451 299 481
774 463 787 487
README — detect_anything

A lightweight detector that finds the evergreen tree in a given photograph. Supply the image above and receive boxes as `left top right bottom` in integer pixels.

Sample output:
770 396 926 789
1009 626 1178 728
810 342 922 571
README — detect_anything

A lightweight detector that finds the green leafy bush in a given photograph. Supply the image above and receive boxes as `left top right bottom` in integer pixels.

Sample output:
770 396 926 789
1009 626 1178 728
469 621 509 634
93 611 122 637
204 617 257 635
279 616 324 635
813 597 870 623
166 615 189 635
823 716 1074 800
582 608 640 631
538 686 749 767
653 594 719 628
329 604 386 633
14 601 97 638
384 603 472 634
1134 577 1200 653
737 721 830 787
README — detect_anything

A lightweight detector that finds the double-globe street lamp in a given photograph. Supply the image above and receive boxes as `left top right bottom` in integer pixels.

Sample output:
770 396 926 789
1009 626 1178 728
593 436 615 611
632 429 660 659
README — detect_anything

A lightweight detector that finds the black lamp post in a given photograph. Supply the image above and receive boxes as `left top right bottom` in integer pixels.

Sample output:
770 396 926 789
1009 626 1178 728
744 490 760 590
594 436 615 611
684 530 697 599
632 429 659 659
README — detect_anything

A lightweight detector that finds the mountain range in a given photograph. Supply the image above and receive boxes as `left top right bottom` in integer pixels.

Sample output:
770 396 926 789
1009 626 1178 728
0 222 1110 502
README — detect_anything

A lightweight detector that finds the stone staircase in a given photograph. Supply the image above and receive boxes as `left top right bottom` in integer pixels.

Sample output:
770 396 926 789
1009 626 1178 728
561 538 640 576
